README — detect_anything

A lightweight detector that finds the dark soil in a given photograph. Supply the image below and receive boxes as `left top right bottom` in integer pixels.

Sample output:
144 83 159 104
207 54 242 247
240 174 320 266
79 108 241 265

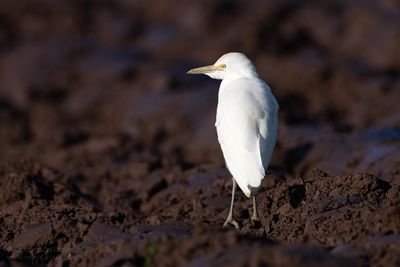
0 0 399 266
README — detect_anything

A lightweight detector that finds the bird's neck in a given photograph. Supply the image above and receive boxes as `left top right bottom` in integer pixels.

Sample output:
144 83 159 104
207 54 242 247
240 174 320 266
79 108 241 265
222 70 258 82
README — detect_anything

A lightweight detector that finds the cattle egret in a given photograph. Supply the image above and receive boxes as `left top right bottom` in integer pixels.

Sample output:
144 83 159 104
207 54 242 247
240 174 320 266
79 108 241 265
187 52 279 228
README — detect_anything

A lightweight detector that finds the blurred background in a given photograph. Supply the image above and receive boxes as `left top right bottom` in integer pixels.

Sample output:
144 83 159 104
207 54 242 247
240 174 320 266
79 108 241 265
0 0 400 266
1 0 399 182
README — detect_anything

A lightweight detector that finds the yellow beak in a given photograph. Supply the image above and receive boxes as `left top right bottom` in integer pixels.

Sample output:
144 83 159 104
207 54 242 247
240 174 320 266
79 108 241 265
187 65 224 74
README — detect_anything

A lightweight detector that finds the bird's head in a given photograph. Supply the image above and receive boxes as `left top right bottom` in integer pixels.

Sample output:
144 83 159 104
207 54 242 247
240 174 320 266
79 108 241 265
187 52 258 80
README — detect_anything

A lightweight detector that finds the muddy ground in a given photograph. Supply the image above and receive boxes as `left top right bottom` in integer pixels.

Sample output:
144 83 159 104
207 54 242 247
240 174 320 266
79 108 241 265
0 0 399 266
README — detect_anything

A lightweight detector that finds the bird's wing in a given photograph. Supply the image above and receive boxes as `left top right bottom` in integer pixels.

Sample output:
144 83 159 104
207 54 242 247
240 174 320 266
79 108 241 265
216 78 278 197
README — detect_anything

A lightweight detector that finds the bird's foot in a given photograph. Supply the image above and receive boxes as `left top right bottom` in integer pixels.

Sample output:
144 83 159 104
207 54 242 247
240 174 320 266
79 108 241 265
251 213 261 226
223 217 240 229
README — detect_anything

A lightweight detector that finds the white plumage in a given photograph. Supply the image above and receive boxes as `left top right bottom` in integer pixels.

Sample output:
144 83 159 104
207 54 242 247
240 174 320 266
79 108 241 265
187 52 279 228
217 75 278 197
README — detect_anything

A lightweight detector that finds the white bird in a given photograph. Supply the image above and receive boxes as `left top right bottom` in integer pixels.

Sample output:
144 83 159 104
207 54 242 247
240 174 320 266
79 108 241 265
187 52 279 228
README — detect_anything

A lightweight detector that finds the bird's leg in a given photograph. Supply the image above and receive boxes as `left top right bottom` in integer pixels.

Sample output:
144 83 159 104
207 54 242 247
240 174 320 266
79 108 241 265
251 195 260 223
223 177 239 229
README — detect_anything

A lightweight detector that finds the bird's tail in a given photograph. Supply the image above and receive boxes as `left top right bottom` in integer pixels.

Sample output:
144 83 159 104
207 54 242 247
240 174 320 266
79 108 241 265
226 154 265 198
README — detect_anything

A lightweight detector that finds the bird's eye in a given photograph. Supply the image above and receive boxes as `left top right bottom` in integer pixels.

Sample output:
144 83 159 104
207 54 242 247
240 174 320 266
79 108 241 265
220 64 226 69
